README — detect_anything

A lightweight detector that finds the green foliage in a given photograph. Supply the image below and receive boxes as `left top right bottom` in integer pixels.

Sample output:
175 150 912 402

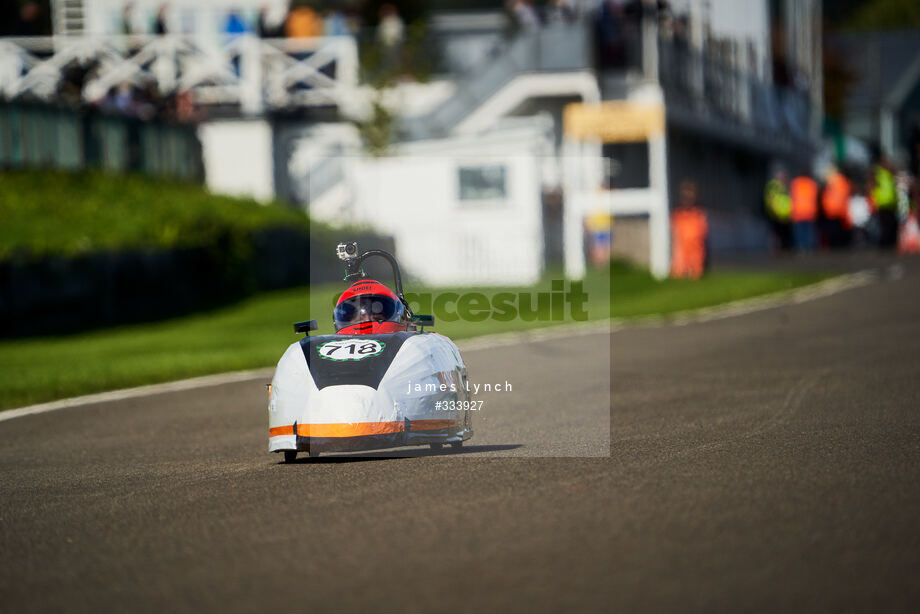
354 19 438 155
354 95 397 157
358 20 436 88
609 259 827 318
844 0 920 30
0 170 310 261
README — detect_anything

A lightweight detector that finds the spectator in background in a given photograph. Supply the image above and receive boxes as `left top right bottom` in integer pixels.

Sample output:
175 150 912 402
225 10 249 38
113 83 138 116
546 0 577 24
377 4 405 49
594 0 635 70
121 3 134 35
257 4 285 38
765 168 792 251
286 4 322 38
670 180 708 279
224 9 249 77
870 154 899 248
584 212 613 267
153 4 168 35
848 183 872 247
821 164 852 248
790 170 818 251
323 8 349 36
57 59 96 107
510 0 540 30
96 86 120 113
344 7 362 35
170 88 200 122
15 2 43 35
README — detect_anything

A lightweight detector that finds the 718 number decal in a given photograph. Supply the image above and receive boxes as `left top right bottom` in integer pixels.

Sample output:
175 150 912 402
317 339 385 361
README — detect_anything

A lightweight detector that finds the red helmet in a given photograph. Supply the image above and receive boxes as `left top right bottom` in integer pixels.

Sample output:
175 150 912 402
334 279 408 335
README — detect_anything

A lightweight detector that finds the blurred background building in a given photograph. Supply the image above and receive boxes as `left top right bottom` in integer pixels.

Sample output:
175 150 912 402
1 1 916 285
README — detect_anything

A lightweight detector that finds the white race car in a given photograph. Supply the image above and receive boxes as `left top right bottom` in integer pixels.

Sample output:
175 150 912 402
268 243 473 461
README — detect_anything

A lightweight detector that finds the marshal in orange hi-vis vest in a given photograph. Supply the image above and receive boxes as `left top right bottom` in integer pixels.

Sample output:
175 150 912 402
670 206 708 280
790 176 818 222
822 171 851 228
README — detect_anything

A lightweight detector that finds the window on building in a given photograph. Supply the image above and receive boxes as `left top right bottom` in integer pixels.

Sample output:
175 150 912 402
458 165 507 202
602 143 649 189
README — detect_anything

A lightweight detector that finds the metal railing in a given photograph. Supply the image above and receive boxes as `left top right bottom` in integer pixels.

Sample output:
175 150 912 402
0 34 358 115
0 101 202 180
657 38 811 148
405 21 592 139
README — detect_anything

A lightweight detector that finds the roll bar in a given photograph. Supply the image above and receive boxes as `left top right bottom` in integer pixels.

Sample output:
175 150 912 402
336 242 414 318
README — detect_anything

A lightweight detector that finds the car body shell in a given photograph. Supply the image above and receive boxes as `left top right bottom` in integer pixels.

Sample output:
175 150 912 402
269 331 473 454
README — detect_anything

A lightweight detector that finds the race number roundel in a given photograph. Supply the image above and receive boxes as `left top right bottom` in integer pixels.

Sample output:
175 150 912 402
317 339 386 361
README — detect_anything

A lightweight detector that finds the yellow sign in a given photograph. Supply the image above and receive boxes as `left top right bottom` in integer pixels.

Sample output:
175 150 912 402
563 101 665 143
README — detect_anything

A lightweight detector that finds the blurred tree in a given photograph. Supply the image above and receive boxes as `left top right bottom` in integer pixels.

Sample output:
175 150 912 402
843 0 920 30
823 0 872 27
354 95 396 157
823 42 856 121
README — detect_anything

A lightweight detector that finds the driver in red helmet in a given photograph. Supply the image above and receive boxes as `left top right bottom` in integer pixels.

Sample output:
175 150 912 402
334 279 409 335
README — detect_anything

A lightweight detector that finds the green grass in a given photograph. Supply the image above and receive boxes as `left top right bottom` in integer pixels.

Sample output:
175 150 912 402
0 170 310 259
0 264 829 410
609 261 828 318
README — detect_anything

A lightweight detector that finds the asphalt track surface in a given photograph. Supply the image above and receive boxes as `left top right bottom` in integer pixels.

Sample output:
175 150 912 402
2 255 919 613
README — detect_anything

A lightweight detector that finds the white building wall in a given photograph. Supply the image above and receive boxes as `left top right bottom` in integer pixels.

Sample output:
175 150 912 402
317 121 553 287
199 119 274 202
353 157 542 286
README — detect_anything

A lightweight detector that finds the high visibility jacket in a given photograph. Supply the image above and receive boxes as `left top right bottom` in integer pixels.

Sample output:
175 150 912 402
822 172 851 225
670 206 708 279
671 206 708 247
765 179 791 221
790 176 818 222
872 166 896 209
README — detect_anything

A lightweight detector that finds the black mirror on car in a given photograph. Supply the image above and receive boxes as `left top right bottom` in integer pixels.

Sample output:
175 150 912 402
409 314 435 328
293 320 318 335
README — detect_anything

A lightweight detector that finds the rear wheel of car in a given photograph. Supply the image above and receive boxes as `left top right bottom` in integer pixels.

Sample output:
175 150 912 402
430 442 443 451
283 450 297 463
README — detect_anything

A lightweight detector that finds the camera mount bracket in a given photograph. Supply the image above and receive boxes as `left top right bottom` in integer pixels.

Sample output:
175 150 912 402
336 242 414 317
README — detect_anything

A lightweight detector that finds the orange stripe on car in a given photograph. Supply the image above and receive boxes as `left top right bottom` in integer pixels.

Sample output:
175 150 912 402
297 422 404 437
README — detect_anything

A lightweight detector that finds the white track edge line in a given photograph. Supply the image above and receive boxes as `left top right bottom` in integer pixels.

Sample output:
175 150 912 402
0 368 275 423
0 270 873 422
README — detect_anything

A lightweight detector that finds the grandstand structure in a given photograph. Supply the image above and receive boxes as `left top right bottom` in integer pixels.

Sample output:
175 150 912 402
0 0 823 284
0 34 357 114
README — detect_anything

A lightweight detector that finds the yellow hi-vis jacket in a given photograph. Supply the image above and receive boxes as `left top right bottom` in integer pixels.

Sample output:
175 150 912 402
765 179 792 221
872 166 897 210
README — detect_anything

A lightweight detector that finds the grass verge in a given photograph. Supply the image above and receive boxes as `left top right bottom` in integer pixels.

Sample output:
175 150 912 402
0 263 828 410
0 170 308 259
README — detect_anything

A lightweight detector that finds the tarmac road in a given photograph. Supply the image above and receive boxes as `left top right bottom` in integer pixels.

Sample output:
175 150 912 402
1 255 919 613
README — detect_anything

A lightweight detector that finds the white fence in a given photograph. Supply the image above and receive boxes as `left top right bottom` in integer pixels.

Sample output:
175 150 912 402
0 34 358 115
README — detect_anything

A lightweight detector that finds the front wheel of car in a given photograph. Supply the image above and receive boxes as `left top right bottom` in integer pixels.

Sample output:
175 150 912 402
450 441 463 450
284 451 297 463
430 443 443 451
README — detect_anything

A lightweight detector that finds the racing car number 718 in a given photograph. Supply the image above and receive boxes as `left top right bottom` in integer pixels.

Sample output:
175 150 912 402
317 339 386 361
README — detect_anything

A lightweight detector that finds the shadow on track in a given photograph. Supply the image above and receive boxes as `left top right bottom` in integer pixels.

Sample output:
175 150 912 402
277 444 523 464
